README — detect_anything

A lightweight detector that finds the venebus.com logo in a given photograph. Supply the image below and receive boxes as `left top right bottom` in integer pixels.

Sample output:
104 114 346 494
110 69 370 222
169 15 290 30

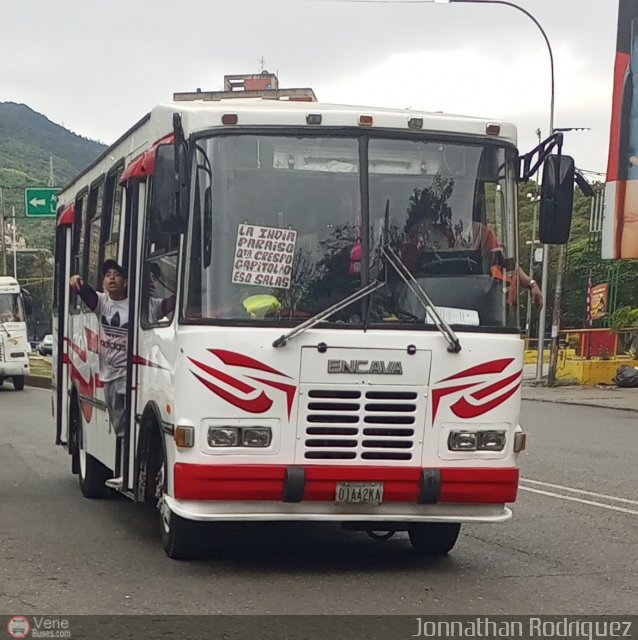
7 616 72 639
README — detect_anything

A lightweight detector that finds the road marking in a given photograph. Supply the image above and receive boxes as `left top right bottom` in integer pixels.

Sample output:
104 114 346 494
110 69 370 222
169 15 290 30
520 486 638 516
520 478 638 506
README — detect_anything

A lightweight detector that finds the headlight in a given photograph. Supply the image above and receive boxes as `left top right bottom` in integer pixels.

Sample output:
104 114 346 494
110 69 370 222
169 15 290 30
448 430 506 452
207 426 272 448
207 427 240 447
448 431 478 451
241 427 272 447
477 431 506 451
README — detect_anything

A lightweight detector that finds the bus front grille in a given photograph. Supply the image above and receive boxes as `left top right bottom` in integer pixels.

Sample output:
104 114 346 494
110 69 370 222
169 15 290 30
300 388 421 461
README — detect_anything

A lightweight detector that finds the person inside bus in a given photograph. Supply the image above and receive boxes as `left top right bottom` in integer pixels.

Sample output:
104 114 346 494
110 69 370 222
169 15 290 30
69 259 128 489
0 310 17 323
146 263 176 324
400 184 543 309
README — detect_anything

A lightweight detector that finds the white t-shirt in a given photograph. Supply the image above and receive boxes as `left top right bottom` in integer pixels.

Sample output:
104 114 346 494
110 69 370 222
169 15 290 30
96 292 129 382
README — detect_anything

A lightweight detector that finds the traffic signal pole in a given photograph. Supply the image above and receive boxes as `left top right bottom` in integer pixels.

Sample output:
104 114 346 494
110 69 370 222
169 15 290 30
547 243 566 386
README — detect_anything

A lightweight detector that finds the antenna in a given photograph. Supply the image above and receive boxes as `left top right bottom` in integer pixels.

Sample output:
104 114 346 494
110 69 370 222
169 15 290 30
259 56 265 72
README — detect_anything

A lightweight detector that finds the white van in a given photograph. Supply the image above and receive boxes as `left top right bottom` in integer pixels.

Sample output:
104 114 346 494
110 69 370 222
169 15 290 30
0 276 31 390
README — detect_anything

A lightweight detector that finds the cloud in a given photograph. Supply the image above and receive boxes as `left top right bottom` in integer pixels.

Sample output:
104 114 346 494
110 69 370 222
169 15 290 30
0 0 620 173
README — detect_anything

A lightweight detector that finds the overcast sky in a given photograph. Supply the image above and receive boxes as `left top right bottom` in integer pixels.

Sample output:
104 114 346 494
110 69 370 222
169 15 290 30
0 0 619 178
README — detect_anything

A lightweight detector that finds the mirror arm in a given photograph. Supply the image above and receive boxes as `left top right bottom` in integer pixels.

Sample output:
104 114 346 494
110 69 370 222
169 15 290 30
172 113 184 219
518 132 564 181
574 170 596 197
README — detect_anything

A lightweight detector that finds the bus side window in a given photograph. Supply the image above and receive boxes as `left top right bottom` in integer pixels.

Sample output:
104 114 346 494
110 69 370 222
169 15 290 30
70 192 88 314
103 165 124 263
86 179 105 291
140 176 179 328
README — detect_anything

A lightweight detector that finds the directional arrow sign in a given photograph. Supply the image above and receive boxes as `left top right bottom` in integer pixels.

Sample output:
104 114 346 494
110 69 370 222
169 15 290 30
24 187 60 217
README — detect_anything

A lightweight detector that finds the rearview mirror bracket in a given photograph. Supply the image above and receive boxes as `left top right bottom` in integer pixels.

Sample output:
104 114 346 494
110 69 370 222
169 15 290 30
518 131 564 182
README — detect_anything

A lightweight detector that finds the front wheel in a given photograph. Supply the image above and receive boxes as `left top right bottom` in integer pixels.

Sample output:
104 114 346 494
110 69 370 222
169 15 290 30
12 376 24 391
156 454 202 559
408 523 461 555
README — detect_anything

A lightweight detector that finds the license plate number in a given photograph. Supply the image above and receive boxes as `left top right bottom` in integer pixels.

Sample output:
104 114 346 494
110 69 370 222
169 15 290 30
335 482 383 505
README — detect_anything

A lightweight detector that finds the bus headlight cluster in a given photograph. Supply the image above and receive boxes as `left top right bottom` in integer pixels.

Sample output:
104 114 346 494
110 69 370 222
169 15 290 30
207 426 272 448
448 430 506 452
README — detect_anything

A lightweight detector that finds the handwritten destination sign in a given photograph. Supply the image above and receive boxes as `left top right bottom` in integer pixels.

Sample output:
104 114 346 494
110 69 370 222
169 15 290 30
232 223 297 289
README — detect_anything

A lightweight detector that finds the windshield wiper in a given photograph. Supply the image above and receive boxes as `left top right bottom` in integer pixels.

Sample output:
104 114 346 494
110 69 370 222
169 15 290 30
382 244 461 354
272 279 386 348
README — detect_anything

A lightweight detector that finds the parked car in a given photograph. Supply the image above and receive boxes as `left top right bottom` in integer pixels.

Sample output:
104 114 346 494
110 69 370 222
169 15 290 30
38 334 54 356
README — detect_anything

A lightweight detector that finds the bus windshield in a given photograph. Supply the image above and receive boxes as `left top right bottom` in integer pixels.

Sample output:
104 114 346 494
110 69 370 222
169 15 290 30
0 293 24 323
184 134 519 330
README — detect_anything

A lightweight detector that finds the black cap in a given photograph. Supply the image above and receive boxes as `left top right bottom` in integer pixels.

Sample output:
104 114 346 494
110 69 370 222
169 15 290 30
102 259 126 277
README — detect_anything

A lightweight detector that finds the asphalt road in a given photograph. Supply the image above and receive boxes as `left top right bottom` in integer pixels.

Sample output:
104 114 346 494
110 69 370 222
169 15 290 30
1 386 636 616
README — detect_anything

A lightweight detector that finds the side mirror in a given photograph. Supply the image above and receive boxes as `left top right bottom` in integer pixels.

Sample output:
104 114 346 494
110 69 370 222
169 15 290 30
22 292 33 316
149 143 189 234
539 154 574 244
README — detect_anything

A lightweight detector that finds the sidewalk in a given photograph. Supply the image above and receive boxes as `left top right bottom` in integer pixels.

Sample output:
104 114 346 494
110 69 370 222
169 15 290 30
522 380 638 412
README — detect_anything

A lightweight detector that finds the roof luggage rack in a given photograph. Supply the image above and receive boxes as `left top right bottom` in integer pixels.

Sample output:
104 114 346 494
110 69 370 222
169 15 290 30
174 72 317 102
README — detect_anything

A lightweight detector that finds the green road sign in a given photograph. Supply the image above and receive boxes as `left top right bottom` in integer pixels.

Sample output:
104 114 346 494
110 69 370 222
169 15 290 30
24 187 60 217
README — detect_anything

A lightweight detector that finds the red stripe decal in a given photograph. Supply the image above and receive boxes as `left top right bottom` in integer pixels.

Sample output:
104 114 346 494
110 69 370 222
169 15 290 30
132 355 169 370
441 358 514 382
451 382 521 419
189 357 256 394
471 370 522 401
431 383 476 422
85 328 99 354
248 376 297 419
210 349 290 377
65 337 87 362
190 371 273 413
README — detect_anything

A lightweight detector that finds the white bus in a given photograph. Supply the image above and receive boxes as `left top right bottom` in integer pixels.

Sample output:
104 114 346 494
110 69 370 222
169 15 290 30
0 275 31 390
52 77 574 558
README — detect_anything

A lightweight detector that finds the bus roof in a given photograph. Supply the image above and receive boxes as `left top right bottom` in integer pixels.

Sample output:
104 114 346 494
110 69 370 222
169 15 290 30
0 276 20 291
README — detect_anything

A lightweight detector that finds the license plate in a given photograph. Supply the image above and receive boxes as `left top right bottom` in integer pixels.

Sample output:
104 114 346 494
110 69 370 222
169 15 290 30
335 482 383 505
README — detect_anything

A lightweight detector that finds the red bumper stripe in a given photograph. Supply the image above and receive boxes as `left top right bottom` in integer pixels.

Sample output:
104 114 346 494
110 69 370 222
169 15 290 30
173 464 519 504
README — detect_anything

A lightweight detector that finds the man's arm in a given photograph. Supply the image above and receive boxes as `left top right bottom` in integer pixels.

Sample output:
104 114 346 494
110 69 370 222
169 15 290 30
69 275 99 312
517 266 543 309
160 294 176 319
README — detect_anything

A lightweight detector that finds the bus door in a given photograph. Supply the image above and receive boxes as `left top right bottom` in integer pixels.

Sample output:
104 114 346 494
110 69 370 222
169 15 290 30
53 209 73 445
118 179 145 498
120 142 181 500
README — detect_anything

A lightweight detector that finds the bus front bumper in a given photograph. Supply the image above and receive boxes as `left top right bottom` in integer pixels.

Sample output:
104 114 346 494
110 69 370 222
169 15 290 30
169 464 518 523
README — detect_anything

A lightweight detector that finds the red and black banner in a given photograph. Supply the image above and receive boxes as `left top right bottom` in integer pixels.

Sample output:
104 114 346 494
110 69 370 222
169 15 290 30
605 0 638 258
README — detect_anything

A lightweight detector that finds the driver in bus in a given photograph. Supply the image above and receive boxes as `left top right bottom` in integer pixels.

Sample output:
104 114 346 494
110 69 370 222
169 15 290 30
400 184 543 308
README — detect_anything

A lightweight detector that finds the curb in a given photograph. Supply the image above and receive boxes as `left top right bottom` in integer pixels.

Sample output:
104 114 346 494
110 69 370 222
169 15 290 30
26 376 51 390
522 397 638 413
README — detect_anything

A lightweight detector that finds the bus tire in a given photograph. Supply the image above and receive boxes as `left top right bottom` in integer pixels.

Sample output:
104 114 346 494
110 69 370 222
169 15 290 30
161 507 201 560
12 376 24 391
155 445 201 559
76 403 109 499
407 523 461 555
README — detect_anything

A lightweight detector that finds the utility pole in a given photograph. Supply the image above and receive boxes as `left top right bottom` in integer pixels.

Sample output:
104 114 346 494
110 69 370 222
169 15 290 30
547 240 566 386
0 187 6 276
11 206 17 279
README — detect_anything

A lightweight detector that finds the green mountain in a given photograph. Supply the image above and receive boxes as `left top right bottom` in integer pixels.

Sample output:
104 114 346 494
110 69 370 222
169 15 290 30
0 102 106 335
0 102 106 249
0 101 106 190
